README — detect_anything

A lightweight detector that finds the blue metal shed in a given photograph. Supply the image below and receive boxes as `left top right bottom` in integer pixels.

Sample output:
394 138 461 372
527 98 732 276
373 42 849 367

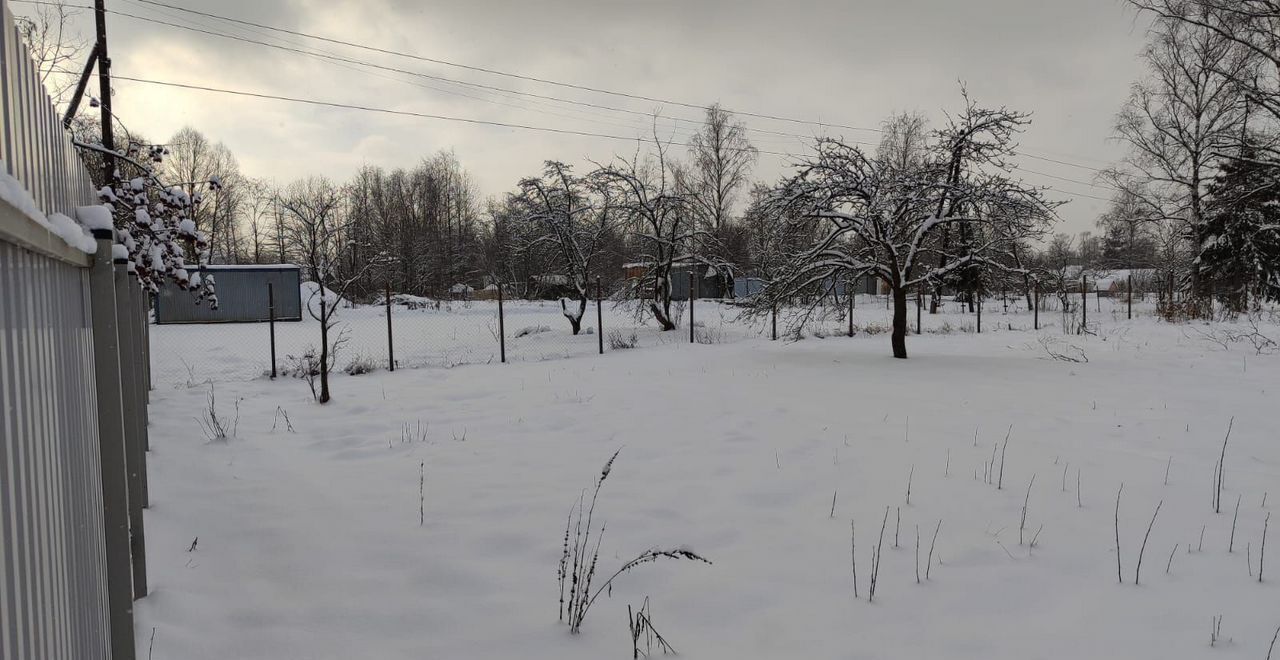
155 264 302 324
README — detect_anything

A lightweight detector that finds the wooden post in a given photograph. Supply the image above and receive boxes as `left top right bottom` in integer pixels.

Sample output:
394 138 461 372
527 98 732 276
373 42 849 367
497 281 506 363
596 276 603 354
385 281 395 371
268 283 277 378
771 304 778 341
88 229 136 660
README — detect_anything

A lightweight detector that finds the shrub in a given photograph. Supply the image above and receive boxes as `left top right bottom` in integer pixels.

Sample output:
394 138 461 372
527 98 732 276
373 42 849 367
608 329 639 350
343 354 379 375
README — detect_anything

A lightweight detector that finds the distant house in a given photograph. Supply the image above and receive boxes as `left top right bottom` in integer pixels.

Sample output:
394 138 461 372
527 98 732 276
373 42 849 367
448 283 474 300
472 283 501 301
528 274 577 300
1094 269 1159 297
623 262 727 300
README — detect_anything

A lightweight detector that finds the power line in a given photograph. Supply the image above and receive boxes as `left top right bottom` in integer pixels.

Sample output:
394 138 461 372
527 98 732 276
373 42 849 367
111 75 1114 203
110 75 795 156
30 0 814 144
123 0 1121 172
13 0 1118 175
129 0 883 134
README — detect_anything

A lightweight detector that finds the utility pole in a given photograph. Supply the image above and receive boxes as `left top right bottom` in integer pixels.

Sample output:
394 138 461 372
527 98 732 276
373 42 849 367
95 0 115 184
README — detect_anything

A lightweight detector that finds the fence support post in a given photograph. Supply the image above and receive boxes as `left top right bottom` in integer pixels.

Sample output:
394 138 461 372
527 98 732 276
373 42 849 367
130 275 150 450
771 304 777 341
1034 283 1040 330
688 272 696 344
916 286 922 335
1081 274 1087 333
976 288 982 334
138 287 151 396
497 281 506 363
87 230 136 660
385 281 394 372
847 287 854 337
596 276 603 355
268 282 277 378
113 261 147 599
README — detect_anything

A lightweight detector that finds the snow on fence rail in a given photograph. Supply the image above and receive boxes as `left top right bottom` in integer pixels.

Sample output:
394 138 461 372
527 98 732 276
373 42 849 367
0 3 147 658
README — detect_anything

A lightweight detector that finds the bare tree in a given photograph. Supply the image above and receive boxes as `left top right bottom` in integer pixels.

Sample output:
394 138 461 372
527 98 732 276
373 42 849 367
1109 11 1255 300
280 177 386 403
164 126 244 263
515 161 615 334
1129 1 1280 165
1097 189 1160 317
594 137 696 331
761 96 1057 358
14 0 88 108
687 104 757 233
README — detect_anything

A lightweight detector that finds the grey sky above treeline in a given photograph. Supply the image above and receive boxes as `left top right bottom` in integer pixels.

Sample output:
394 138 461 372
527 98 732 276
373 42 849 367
29 0 1153 234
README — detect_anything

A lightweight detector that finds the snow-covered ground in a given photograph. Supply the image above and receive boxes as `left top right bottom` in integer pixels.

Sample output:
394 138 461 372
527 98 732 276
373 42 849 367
136 302 1280 659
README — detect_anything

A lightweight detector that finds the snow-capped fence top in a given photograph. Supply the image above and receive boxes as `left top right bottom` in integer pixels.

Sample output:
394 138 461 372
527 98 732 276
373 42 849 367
0 3 134 659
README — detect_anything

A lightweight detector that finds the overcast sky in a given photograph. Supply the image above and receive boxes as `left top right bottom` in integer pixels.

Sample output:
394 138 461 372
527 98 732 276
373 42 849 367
25 0 1153 234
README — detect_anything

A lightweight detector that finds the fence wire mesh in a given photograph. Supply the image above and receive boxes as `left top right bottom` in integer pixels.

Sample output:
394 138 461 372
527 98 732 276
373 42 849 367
149 286 1161 389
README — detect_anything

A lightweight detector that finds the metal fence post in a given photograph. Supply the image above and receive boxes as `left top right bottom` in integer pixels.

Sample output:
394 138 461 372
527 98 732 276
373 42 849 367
916 286 922 335
771 304 777 341
847 287 854 337
267 282 277 379
497 281 506 363
87 230 136 660
976 288 982 334
385 281 394 371
1034 283 1040 330
130 275 150 450
1081 274 1087 333
596 276 603 355
113 261 147 598
688 271 695 344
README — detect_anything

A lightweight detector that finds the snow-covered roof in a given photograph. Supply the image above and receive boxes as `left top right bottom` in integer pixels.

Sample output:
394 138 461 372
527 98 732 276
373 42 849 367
449 283 475 293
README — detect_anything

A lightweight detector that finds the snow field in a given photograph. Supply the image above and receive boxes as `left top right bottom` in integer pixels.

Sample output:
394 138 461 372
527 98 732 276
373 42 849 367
136 311 1279 659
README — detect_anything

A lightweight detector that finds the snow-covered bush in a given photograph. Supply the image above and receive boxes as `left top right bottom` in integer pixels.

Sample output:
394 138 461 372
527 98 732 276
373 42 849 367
75 139 220 304
343 354 379 376
607 329 638 350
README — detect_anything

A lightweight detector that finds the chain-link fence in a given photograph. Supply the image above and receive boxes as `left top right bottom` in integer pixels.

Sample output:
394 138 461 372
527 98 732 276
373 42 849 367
149 286 776 387
149 281 1162 388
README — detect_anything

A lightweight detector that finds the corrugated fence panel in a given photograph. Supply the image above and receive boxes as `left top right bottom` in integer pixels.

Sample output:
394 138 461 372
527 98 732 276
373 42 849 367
1 245 109 660
0 0 115 656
